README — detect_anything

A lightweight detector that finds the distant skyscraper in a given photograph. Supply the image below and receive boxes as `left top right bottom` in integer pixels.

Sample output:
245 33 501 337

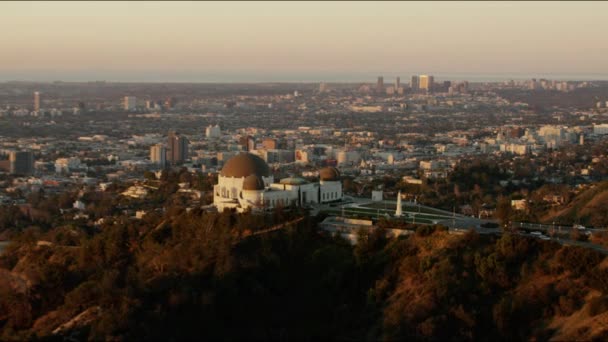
150 143 166 167
395 77 400 90
248 137 255 151
239 135 255 151
319 83 327 93
9 151 34 175
262 138 278 150
205 124 221 139
410 76 419 91
124 96 137 111
419 75 434 92
167 131 189 165
34 91 41 112
376 76 384 93
164 97 176 110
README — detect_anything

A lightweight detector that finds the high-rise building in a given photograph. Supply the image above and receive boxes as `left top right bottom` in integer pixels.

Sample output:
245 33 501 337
150 143 166 167
164 97 176 110
205 124 221 139
419 75 434 92
167 131 189 165
124 96 137 111
34 92 41 112
395 77 400 90
9 151 34 175
410 76 419 91
319 82 328 93
239 135 256 151
376 76 384 93
262 138 278 150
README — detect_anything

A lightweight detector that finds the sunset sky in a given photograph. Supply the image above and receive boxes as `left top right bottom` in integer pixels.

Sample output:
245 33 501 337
1 1 607 82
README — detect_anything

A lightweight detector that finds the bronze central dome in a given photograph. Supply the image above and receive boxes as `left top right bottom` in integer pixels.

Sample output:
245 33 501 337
319 167 340 181
220 153 270 178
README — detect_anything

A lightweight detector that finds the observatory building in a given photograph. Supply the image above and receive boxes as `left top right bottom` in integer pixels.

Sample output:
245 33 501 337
213 153 342 212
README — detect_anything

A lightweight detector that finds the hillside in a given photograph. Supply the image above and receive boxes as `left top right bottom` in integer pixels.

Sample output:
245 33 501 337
542 181 608 228
0 210 607 341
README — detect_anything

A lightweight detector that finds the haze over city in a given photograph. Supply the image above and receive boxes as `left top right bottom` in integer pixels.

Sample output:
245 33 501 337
2 1 608 82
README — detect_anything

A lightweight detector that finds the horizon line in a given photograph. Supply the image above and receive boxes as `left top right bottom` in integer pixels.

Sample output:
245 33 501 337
3 78 608 84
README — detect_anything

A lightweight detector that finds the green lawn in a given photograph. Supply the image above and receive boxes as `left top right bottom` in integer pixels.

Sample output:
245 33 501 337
361 201 447 215
321 208 437 225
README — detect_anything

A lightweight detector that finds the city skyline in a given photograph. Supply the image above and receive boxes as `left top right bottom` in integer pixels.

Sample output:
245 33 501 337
2 1 608 82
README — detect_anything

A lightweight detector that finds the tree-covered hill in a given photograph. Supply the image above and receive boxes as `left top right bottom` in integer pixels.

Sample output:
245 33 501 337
0 209 607 341
542 181 608 228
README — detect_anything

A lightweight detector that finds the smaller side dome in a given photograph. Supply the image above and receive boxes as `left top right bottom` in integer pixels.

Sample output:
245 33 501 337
242 174 265 191
319 167 340 181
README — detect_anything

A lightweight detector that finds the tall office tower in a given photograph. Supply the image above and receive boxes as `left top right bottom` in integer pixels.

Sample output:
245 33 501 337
419 75 434 91
395 77 400 89
9 151 34 175
262 138 278 150
376 76 384 93
248 137 256 151
319 82 328 93
150 143 167 167
34 91 41 112
238 136 248 150
410 75 419 91
205 124 221 139
167 130 189 165
124 96 137 111
164 97 176 110
239 135 256 151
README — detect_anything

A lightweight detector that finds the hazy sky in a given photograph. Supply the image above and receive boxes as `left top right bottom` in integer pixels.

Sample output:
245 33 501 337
1 1 608 82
